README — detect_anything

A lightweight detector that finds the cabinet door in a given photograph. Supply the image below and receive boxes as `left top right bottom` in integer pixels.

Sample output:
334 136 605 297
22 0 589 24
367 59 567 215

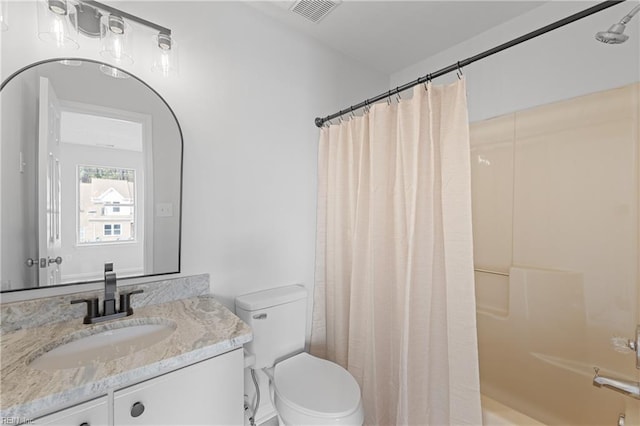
33 396 108 426
114 348 243 425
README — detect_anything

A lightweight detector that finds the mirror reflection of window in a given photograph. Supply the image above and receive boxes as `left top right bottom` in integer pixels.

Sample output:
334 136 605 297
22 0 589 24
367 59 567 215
0 60 182 291
77 166 136 245
58 105 148 283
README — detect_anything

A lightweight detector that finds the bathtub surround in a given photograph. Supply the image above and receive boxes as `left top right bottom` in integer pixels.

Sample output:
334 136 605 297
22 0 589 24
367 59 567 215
481 395 545 426
471 83 639 424
311 80 481 424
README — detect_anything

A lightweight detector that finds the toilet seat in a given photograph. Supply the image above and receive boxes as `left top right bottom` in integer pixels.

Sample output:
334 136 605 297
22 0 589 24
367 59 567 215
274 352 363 423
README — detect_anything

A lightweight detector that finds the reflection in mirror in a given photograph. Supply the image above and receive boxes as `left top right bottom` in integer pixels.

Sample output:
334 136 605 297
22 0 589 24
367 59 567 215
78 166 136 245
1 59 182 292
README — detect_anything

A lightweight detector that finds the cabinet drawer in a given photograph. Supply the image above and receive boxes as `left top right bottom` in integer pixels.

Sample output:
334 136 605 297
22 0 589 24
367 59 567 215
113 348 243 425
33 396 108 426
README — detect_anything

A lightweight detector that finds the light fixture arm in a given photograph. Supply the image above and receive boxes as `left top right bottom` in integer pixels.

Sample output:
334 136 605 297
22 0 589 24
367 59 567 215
81 0 171 36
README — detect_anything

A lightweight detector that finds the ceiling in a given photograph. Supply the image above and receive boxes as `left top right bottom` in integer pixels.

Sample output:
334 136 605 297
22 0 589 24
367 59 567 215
247 1 547 75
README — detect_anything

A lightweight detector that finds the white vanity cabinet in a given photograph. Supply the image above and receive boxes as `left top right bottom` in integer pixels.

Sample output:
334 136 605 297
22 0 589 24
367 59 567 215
114 348 243 425
32 348 243 426
33 396 108 426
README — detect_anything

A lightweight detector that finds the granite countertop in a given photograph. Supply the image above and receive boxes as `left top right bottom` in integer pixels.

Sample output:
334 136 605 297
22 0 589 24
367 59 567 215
0 295 252 419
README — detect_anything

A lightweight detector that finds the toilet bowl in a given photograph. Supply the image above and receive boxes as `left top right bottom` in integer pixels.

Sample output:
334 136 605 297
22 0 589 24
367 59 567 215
274 352 363 426
235 285 364 426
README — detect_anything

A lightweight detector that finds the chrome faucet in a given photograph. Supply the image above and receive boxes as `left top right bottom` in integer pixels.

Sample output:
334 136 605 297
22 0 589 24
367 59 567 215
593 367 640 399
70 263 143 324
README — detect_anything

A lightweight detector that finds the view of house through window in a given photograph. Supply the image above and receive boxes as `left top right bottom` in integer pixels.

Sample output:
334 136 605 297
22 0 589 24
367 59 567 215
78 166 136 244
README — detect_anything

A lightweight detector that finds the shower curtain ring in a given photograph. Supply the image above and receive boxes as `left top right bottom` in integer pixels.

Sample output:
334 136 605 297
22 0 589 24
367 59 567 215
387 90 392 106
456 61 463 79
395 87 401 102
423 75 429 91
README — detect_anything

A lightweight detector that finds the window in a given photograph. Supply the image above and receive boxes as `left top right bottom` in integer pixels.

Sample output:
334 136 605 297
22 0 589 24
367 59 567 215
78 166 135 244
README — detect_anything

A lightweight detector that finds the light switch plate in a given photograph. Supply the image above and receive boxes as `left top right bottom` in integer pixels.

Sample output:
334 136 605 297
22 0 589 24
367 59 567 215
156 203 173 217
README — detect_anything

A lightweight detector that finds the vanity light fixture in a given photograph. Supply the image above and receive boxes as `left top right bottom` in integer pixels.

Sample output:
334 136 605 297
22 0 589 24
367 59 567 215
36 0 178 75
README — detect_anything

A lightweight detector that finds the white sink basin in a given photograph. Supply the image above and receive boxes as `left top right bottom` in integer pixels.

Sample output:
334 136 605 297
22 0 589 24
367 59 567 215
29 319 177 371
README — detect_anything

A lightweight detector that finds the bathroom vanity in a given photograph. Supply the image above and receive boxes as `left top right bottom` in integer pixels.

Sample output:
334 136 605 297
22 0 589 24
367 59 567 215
34 349 242 425
0 283 252 425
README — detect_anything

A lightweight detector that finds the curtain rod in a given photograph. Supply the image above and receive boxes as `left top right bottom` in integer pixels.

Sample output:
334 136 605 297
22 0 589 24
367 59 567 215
314 0 626 128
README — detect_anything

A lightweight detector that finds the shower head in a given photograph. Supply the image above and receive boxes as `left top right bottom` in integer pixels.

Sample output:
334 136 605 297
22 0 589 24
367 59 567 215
596 23 629 44
595 4 640 44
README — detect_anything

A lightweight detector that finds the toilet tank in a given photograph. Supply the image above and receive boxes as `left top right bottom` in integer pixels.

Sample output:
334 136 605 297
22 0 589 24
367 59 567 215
235 285 307 369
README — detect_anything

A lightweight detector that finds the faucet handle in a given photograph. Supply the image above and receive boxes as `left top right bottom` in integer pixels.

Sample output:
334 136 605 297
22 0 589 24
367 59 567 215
119 289 144 315
71 298 100 324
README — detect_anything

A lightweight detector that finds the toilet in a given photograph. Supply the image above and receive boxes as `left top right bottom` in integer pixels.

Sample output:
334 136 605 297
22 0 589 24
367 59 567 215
235 285 364 426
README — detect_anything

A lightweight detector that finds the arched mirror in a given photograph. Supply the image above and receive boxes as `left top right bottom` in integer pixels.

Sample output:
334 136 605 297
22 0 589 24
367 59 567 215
1 59 182 292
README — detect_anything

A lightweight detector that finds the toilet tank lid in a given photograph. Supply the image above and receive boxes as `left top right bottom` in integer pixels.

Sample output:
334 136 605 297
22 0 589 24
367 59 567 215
235 285 307 311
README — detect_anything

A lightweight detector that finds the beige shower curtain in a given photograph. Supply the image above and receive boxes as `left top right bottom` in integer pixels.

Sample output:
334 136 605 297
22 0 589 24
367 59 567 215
311 79 482 425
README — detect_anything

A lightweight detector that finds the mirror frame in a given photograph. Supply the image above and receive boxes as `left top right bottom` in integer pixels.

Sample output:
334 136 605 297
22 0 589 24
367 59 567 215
0 57 184 293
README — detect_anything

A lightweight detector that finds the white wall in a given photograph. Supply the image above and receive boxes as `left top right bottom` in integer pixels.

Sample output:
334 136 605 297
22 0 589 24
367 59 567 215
0 1 388 333
390 1 640 123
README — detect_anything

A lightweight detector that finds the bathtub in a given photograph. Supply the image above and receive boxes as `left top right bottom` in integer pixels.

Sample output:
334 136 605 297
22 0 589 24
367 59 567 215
482 395 545 426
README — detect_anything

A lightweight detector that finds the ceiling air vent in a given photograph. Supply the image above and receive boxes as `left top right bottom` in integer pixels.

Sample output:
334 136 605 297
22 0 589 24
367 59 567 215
290 0 341 23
